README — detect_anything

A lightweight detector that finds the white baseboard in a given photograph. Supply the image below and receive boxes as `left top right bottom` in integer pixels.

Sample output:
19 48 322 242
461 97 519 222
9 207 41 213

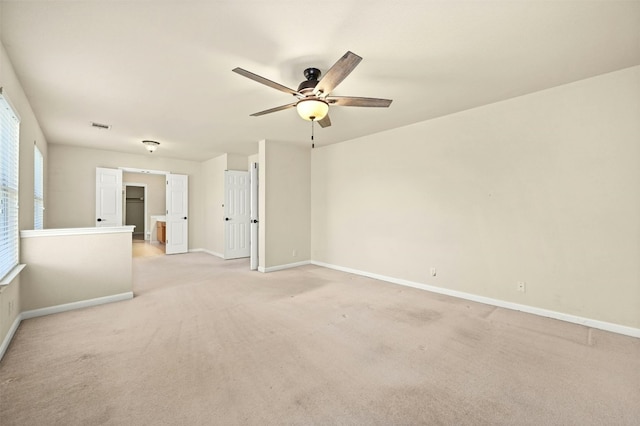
21 292 134 320
259 260 311 273
311 261 640 339
189 249 225 258
0 314 22 362
0 292 134 362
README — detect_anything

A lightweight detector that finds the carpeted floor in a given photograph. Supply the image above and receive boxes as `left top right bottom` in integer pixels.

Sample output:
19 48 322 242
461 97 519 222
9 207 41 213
1 252 639 425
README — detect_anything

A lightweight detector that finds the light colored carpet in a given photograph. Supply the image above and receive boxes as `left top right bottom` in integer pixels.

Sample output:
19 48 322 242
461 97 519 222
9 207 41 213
1 252 639 425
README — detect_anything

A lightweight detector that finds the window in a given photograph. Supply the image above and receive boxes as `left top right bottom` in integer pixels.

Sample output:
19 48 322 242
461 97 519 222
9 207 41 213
34 145 44 230
0 88 20 280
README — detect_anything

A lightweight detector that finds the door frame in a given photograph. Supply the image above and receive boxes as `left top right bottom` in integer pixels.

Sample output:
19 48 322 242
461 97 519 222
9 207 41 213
120 168 169 244
97 167 171 255
250 163 259 270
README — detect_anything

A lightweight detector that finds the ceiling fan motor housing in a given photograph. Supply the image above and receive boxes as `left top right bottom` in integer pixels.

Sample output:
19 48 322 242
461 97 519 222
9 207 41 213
298 67 322 93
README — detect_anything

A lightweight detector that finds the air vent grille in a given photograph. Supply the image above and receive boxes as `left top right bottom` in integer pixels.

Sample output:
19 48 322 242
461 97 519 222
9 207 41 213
90 122 111 130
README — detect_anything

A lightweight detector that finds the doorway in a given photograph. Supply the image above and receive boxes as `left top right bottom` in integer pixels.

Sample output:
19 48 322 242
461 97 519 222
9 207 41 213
121 171 167 257
97 167 189 257
124 181 164 257
124 184 146 240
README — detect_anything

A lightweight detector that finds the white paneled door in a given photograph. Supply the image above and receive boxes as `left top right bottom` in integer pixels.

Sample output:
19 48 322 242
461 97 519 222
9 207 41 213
224 170 251 259
165 174 189 254
95 167 123 227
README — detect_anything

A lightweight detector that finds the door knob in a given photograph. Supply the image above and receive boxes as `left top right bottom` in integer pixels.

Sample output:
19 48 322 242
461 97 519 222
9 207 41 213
183 217 187 220
251 219 258 224
97 218 103 222
225 218 230 221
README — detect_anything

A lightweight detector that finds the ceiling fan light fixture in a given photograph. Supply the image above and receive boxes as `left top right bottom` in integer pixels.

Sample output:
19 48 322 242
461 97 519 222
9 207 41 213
296 98 329 122
233 51 391 129
142 140 160 153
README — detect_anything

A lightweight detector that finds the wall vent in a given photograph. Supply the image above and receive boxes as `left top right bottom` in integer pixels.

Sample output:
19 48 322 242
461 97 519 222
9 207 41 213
90 122 111 130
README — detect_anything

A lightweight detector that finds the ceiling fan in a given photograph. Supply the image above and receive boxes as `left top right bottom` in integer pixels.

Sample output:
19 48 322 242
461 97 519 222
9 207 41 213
232 51 392 128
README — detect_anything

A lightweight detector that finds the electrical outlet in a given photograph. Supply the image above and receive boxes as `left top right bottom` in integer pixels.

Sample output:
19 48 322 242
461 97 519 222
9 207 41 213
517 281 526 293
292 249 297 257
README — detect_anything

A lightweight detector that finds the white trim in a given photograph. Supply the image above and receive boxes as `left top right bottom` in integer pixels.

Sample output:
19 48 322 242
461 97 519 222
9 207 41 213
21 226 135 238
20 292 134 320
260 260 311 273
250 162 259 271
190 248 225 258
119 167 169 175
0 314 22 362
0 292 133 362
311 260 640 339
0 264 25 286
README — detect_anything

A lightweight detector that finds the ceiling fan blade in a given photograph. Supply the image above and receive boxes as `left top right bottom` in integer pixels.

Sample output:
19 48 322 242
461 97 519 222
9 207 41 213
233 67 301 96
327 96 392 108
318 114 331 128
313 51 362 97
250 102 297 117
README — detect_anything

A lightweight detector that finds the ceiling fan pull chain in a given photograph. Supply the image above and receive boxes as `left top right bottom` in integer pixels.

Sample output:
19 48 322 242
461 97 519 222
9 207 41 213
311 120 315 149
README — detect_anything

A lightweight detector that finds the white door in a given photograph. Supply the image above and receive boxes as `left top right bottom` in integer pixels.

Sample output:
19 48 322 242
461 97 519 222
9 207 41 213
249 163 259 270
166 174 188 254
224 170 251 259
95 167 123 227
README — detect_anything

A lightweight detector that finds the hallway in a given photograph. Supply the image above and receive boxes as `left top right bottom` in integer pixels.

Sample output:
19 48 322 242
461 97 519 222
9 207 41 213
132 234 164 258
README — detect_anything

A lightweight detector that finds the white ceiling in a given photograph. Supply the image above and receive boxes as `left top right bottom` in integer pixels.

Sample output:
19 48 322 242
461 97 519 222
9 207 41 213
1 1 639 161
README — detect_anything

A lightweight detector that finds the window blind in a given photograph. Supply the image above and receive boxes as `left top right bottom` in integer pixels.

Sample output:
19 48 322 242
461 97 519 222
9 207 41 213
34 145 44 230
0 88 20 281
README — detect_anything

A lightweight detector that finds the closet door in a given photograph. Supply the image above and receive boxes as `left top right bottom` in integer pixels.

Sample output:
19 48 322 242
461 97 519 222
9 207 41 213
224 170 251 259
165 174 188 254
95 167 123 227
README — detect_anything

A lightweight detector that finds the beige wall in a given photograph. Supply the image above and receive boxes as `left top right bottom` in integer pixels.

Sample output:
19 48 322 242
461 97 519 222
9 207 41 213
0 273 20 354
48 144 205 249
261 140 311 269
20 229 133 311
0 40 49 351
227 154 249 171
312 66 640 329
